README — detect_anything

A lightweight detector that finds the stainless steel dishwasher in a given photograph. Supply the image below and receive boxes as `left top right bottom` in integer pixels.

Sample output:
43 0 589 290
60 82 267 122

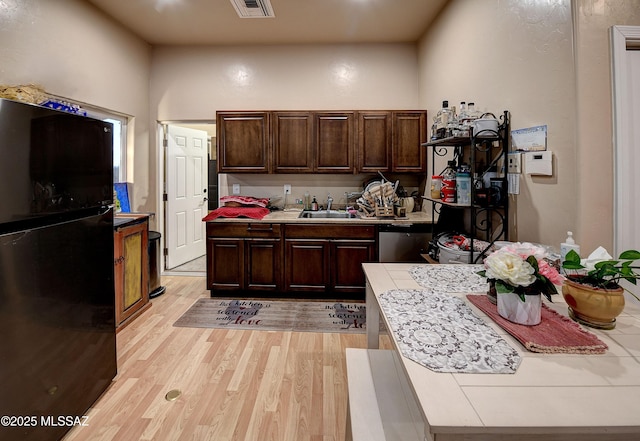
378 223 432 262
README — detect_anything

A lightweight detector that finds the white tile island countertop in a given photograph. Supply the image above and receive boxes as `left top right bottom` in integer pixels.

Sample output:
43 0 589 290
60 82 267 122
349 263 640 441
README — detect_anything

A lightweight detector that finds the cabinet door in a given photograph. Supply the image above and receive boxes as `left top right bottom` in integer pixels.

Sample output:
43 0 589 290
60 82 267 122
284 239 329 291
272 111 314 173
392 111 427 172
246 238 282 291
314 112 355 173
207 238 244 290
358 111 391 172
330 240 376 295
217 112 270 173
114 221 149 327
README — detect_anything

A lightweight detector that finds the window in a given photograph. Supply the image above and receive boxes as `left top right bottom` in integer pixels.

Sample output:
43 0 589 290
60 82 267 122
83 107 128 183
104 117 125 183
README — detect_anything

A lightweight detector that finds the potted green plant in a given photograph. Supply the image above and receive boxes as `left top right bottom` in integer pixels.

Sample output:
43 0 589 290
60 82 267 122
561 249 640 329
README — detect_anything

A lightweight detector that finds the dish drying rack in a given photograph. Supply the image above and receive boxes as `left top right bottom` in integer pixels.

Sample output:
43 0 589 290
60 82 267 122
358 181 398 218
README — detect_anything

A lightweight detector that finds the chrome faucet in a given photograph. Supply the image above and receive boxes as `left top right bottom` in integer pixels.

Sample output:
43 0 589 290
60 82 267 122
326 194 333 211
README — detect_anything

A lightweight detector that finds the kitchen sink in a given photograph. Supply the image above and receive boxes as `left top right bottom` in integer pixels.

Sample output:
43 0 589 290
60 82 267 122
298 210 357 219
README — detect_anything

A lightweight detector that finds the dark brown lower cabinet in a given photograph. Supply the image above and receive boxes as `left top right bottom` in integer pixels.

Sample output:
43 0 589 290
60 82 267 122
284 224 376 298
331 240 377 293
206 223 282 292
206 222 377 299
285 239 330 292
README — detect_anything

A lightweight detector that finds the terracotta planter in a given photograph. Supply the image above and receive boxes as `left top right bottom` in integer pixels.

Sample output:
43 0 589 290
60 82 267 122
561 278 625 330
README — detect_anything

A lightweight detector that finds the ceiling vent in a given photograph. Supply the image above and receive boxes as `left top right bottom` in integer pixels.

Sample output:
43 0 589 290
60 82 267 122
230 0 275 18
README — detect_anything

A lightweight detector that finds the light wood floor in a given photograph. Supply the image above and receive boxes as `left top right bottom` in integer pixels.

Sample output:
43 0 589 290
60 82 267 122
63 276 391 441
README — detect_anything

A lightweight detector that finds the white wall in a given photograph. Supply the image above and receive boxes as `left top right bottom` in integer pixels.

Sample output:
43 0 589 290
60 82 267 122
418 0 577 250
150 44 420 118
149 44 424 218
0 0 152 214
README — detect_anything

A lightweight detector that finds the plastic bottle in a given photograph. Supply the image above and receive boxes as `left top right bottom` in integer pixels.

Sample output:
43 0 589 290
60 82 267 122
441 160 457 203
560 231 581 270
303 191 311 210
311 196 319 211
430 175 442 199
456 164 471 206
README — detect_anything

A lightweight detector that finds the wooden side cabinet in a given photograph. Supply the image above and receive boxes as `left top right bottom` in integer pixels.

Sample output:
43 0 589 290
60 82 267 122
114 217 150 331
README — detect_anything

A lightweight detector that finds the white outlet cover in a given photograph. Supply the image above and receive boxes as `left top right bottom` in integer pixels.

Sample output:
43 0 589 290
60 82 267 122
232 184 241 195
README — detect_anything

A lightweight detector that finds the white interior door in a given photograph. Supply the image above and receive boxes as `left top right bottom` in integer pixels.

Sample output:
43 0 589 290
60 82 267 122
611 26 640 253
166 125 208 269
611 26 640 299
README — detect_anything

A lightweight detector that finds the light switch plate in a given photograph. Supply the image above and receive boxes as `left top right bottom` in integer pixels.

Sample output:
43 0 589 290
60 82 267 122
507 153 522 174
232 184 241 195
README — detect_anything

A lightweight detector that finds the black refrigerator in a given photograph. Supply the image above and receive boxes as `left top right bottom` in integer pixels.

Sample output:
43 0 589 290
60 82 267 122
0 98 117 441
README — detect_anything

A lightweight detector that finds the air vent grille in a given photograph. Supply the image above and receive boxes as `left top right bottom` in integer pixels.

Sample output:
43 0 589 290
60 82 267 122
230 0 275 18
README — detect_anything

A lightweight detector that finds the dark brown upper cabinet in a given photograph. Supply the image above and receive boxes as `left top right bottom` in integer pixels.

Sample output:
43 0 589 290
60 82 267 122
357 111 392 173
314 111 356 173
216 109 426 174
272 111 314 173
391 111 427 173
217 111 270 173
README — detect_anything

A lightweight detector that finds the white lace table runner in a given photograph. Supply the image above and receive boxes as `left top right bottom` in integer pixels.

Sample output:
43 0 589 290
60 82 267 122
409 264 488 293
378 289 521 374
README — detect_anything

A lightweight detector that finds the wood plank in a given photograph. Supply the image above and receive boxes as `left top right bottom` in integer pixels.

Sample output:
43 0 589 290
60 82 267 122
63 275 391 441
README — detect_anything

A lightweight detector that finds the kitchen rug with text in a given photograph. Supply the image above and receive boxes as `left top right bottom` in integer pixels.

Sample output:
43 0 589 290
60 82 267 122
173 298 367 333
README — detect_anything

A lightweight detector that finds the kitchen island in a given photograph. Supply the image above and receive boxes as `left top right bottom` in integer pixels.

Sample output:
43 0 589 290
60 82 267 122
348 263 640 441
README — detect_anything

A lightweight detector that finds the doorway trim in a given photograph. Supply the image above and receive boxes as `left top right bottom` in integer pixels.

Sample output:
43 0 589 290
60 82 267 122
157 120 215 275
610 25 640 255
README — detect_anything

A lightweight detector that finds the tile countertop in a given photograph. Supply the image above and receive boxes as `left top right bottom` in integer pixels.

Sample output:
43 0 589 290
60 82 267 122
362 263 640 441
205 209 433 225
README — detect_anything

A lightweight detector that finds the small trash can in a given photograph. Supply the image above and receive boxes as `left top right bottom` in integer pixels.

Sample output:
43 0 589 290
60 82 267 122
148 231 166 298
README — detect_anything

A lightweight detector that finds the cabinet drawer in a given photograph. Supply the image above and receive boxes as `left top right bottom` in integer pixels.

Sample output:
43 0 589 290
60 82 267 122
207 222 281 238
285 224 375 239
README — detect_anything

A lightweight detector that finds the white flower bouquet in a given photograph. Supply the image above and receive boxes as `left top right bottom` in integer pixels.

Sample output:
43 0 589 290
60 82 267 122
478 242 564 302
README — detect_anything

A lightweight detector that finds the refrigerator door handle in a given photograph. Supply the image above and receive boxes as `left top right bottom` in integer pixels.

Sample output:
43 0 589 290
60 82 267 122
100 205 114 216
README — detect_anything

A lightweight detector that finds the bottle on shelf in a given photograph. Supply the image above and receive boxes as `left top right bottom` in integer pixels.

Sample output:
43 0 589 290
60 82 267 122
441 160 457 203
456 101 478 137
303 191 311 210
430 175 442 199
431 100 454 140
456 163 471 206
467 102 480 119
458 101 467 117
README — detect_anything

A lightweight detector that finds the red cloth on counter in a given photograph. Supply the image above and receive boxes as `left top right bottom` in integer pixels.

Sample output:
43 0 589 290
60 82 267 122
202 207 271 221
220 195 270 208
